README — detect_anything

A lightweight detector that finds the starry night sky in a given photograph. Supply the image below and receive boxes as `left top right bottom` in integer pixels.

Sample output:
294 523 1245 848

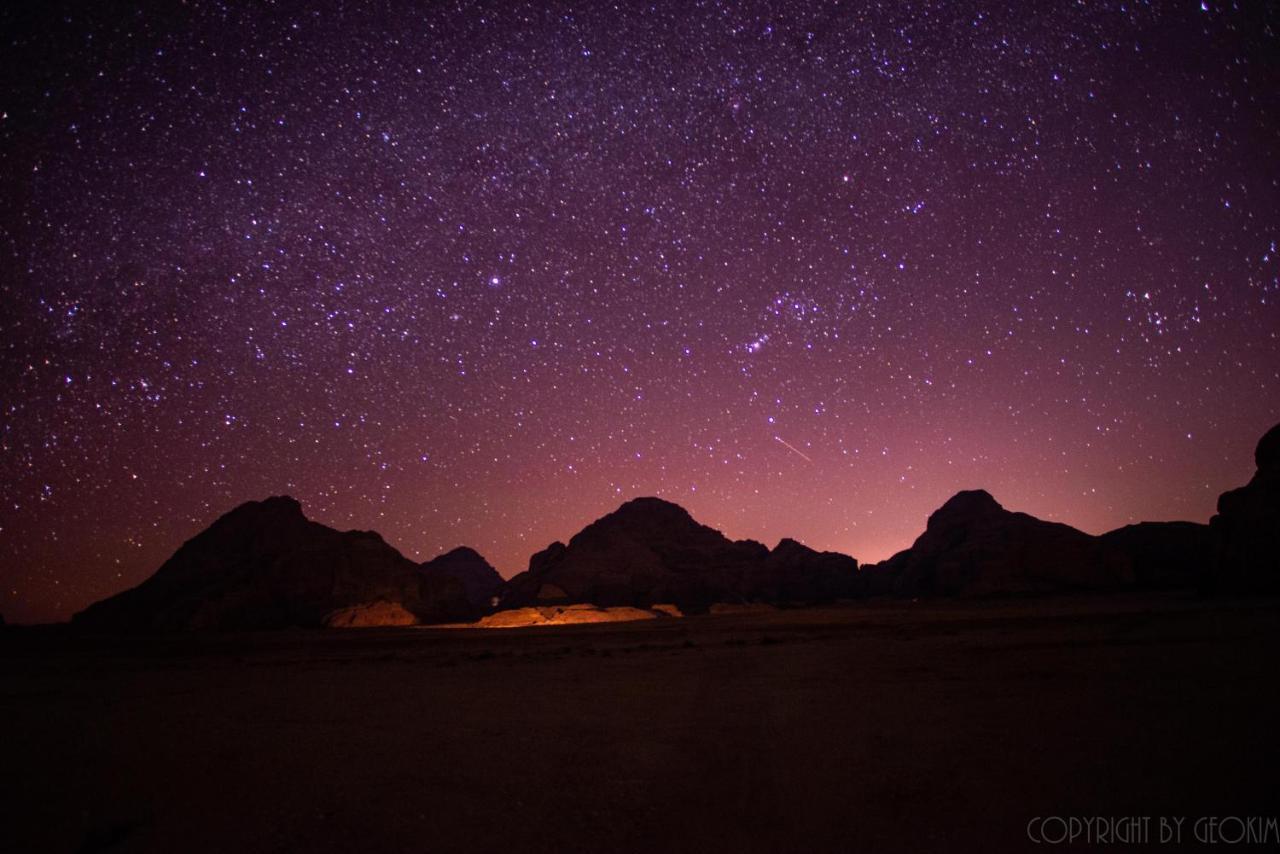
2 1 1278 623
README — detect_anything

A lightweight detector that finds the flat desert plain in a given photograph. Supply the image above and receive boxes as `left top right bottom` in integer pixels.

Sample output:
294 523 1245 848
2 594 1277 852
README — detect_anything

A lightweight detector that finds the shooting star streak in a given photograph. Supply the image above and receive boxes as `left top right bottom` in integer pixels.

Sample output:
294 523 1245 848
773 435 813 463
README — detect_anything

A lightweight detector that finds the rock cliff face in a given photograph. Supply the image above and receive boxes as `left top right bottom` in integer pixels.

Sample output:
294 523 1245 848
864 490 1134 596
498 497 860 611
1209 423 1280 593
73 497 472 630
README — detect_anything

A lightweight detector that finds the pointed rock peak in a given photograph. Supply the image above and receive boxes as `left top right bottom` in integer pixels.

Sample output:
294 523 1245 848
767 537 858 571
771 537 809 554
1255 422 1280 474
421 545 500 577
574 497 707 542
928 489 1004 526
941 489 1002 510
72 495 476 631
211 495 307 529
421 546 502 609
259 494 303 510
435 545 487 563
610 496 696 522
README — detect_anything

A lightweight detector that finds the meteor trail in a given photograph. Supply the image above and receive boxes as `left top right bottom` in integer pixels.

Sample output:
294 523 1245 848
773 435 813 463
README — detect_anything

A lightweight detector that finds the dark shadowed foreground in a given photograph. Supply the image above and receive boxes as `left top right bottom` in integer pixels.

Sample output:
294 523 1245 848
3 595 1277 853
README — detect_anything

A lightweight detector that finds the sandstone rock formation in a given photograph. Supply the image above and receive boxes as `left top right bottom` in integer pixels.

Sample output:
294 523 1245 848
73 496 472 630
864 490 1133 596
1209 422 1280 593
498 497 860 611
419 546 503 610
324 600 419 628
473 604 670 628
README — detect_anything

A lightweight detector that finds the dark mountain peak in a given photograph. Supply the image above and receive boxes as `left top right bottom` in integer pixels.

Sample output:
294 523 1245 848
254 494 304 513
870 489 1130 596
768 538 854 563
435 545 486 562
206 496 396 550
600 496 698 526
211 494 307 529
73 496 472 630
568 497 723 551
420 546 503 609
619 495 685 510
188 495 399 560
756 537 860 600
929 489 1003 525
498 500 860 610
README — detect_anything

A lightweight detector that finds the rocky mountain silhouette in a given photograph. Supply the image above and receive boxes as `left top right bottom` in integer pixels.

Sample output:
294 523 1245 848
751 538 864 602
1098 521 1210 589
70 423 1280 632
419 546 503 610
73 497 473 630
498 497 860 611
864 490 1136 596
1209 422 1280 593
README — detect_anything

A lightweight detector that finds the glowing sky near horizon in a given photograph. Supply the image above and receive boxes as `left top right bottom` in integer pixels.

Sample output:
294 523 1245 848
2 1 1279 623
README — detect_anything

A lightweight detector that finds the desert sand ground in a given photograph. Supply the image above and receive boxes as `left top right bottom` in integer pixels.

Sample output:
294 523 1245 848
2 593 1277 853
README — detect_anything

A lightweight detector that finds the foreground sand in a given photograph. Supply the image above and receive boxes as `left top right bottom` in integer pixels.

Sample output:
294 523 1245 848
2 594 1277 852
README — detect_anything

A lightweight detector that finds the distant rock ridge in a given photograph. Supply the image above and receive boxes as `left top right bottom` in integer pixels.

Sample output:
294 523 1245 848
73 496 474 630
420 546 504 610
74 423 1280 632
863 489 1211 596
498 497 860 612
1209 422 1280 593
1098 521 1209 590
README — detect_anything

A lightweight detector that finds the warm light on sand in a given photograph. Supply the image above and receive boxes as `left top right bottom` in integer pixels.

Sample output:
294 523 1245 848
324 601 418 628
445 604 685 629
